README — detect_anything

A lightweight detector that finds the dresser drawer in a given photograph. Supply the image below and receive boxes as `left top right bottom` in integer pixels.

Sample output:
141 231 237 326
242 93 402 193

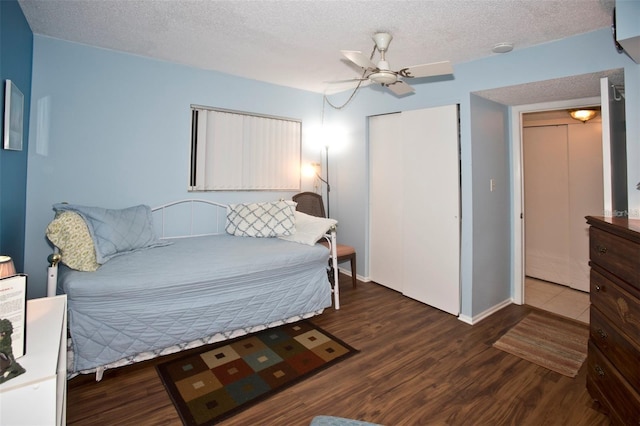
591 270 640 347
587 342 640 425
590 227 640 289
590 306 640 394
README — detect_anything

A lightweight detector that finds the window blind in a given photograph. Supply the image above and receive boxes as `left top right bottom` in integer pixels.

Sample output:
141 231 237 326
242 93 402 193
190 106 301 191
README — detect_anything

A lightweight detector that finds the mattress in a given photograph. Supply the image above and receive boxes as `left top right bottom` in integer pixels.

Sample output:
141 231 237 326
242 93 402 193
59 234 332 373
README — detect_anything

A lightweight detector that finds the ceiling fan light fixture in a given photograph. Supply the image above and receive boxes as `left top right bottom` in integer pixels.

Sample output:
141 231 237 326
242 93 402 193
335 31 454 98
369 70 397 85
569 109 598 123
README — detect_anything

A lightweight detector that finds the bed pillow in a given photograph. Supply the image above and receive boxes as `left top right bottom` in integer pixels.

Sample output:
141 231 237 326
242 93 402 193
278 211 338 246
46 211 100 271
226 200 296 237
53 203 171 264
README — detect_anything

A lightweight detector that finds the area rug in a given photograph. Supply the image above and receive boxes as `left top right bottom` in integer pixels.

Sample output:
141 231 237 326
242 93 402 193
156 321 359 425
493 311 589 378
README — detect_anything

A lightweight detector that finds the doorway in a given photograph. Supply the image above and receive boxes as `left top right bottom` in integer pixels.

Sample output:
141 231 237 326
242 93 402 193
472 69 626 322
521 108 603 323
523 109 603 292
511 95 601 301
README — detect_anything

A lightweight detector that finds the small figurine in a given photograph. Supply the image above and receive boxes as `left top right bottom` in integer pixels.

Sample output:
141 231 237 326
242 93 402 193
0 318 25 384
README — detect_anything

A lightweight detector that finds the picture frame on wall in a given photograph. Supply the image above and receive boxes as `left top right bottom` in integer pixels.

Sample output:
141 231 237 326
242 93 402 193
3 80 24 151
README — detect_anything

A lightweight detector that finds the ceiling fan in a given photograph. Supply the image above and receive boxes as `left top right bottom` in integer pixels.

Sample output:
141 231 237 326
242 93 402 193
339 32 454 96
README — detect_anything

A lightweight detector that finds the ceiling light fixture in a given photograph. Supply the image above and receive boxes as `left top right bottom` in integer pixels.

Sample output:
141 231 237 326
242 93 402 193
569 109 598 123
492 42 514 54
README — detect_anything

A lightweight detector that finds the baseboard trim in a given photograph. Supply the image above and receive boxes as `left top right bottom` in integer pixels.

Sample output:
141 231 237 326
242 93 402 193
349 274 512 324
458 298 513 325
337 267 367 283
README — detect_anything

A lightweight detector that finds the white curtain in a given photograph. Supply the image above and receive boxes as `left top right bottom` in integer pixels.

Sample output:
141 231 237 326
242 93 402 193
191 108 301 191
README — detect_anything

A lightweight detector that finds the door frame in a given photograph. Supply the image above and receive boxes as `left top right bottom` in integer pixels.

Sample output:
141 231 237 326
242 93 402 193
511 96 601 305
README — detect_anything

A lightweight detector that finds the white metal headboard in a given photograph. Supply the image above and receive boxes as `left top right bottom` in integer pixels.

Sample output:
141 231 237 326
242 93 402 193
152 199 228 239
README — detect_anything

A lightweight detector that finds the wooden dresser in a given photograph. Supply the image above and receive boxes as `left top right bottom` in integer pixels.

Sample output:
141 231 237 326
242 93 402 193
586 216 640 425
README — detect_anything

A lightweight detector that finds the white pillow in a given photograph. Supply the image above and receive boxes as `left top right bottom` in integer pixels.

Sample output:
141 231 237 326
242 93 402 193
279 211 337 246
226 200 296 237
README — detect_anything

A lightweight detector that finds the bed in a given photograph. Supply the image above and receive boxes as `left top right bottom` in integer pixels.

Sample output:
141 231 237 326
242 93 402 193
45 199 339 380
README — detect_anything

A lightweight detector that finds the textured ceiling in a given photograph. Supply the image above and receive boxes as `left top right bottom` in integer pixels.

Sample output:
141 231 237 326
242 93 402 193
474 68 624 106
19 0 618 100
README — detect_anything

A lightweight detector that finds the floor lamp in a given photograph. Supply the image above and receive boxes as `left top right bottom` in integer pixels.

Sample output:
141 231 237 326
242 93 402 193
315 144 330 217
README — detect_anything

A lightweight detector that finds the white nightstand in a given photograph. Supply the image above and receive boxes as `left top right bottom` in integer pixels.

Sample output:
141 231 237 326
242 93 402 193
0 295 67 426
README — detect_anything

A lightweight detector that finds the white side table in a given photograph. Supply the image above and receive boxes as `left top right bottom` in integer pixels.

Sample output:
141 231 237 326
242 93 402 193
0 295 67 426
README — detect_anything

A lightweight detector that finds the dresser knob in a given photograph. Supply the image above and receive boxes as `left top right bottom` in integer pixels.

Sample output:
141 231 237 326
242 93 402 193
596 245 608 254
595 365 605 377
595 284 601 292
597 329 608 340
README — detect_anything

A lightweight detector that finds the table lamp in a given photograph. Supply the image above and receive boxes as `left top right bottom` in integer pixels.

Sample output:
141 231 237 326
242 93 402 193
0 256 16 278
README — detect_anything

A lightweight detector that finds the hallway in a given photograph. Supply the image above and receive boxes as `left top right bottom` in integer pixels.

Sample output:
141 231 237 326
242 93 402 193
524 276 590 324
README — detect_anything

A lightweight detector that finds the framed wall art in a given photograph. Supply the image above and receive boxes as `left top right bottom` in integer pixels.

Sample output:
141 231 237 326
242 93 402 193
3 80 24 151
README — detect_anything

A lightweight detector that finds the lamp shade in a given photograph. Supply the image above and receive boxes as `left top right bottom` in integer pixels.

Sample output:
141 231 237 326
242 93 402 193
0 255 16 278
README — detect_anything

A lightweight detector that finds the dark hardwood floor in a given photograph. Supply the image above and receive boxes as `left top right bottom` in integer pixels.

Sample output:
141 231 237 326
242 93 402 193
66 274 610 425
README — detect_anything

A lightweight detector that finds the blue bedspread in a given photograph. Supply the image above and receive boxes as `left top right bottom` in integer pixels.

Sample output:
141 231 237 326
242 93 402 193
59 234 332 373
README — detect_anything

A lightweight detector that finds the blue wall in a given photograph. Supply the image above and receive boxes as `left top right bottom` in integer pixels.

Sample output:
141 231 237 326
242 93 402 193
0 0 32 273
469 94 510 317
22 24 640 320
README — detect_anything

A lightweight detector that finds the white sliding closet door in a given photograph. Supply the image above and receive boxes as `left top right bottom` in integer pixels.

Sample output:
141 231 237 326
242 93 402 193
524 126 571 286
369 113 404 293
369 105 460 315
401 107 460 314
523 122 603 292
567 123 603 291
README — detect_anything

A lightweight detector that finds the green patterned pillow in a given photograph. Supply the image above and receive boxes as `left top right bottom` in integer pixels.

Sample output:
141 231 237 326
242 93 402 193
46 211 100 271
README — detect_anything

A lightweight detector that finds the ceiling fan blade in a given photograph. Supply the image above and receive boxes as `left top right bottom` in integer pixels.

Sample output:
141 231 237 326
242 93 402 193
324 78 368 84
399 61 454 78
324 78 371 94
341 50 376 70
387 80 415 96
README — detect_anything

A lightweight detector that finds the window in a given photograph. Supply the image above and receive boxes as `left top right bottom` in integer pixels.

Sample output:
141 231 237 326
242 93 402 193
190 106 301 191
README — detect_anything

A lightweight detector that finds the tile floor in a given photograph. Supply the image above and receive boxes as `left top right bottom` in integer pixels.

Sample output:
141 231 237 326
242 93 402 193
524 276 590 324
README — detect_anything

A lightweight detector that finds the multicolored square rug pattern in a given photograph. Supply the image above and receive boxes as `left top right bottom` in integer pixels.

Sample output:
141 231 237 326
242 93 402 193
156 321 358 425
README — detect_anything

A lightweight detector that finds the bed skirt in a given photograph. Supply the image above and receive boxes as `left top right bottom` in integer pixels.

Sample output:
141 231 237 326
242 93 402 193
68 308 325 381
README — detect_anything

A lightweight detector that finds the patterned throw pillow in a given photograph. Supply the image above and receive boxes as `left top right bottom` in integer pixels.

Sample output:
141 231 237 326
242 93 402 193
226 200 296 237
46 211 100 271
